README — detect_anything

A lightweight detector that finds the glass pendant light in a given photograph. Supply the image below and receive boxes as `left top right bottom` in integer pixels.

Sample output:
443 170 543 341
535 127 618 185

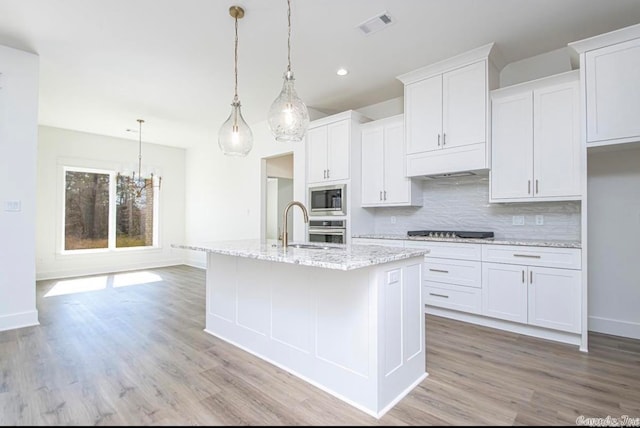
267 0 309 143
218 6 253 156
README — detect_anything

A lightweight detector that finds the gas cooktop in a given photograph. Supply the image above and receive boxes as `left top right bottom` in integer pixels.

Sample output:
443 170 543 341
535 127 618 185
407 230 494 239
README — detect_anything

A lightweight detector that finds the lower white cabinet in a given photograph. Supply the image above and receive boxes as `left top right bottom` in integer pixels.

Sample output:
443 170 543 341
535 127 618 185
528 266 581 333
482 258 582 333
353 238 583 337
482 262 528 323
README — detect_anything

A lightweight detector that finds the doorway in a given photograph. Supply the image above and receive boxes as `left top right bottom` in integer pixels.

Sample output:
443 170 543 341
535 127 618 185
263 153 294 241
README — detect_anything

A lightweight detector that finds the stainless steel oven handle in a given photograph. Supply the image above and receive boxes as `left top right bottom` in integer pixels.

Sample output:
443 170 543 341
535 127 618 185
308 229 346 236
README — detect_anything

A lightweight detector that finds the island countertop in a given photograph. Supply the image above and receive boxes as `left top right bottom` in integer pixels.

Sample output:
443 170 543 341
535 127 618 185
173 239 429 271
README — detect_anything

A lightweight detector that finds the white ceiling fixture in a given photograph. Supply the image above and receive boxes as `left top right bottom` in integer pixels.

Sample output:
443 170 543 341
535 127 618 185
357 11 394 35
267 0 309 143
336 68 349 76
218 5 253 157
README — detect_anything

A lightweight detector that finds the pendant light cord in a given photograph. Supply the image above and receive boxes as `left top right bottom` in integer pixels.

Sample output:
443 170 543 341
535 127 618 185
287 0 292 72
137 119 143 181
234 11 239 98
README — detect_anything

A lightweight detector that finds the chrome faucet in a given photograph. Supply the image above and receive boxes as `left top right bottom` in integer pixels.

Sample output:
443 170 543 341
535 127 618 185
282 201 309 249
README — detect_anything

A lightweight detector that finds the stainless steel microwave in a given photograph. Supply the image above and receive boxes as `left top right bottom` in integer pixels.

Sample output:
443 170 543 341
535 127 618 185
308 184 346 216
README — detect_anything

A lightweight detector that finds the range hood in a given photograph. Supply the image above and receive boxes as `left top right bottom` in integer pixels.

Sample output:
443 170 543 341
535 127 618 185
421 171 477 179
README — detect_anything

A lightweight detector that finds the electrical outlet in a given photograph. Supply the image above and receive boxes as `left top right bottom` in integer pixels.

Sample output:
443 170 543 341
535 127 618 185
390 216 396 224
535 215 544 225
512 215 525 226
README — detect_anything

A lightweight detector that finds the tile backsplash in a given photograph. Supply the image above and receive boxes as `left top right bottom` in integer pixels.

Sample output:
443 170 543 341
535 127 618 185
371 174 581 241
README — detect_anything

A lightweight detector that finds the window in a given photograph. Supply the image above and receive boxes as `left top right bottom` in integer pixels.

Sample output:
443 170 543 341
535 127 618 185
63 167 158 252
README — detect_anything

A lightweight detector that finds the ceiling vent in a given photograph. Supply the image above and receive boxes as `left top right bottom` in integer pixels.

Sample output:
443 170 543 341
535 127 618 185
357 11 394 35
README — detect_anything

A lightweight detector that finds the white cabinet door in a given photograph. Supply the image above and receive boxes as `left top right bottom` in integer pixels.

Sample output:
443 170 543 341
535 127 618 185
443 60 487 149
361 125 385 205
528 266 581 333
307 126 328 184
326 120 350 181
383 118 410 204
490 91 533 199
585 38 640 144
482 262 528 323
405 75 442 155
534 81 581 198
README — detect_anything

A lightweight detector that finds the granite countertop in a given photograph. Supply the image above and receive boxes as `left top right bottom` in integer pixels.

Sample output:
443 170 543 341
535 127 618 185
352 234 582 249
172 239 429 271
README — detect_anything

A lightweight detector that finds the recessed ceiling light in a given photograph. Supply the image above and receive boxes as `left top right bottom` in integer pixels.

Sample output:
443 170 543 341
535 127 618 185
337 68 349 76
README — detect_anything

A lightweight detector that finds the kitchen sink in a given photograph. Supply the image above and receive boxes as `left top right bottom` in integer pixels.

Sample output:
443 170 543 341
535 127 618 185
288 243 333 250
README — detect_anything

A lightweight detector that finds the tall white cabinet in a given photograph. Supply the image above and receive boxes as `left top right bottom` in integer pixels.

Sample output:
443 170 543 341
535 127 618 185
490 71 581 202
361 115 422 207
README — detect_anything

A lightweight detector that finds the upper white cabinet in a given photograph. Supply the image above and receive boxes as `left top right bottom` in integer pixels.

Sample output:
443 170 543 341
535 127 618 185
569 23 640 147
397 43 501 177
490 71 581 202
361 115 422 207
307 120 349 184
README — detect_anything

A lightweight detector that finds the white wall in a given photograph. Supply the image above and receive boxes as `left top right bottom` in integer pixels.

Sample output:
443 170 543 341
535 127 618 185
0 45 39 331
36 126 186 280
183 120 306 268
499 47 576 87
587 146 640 339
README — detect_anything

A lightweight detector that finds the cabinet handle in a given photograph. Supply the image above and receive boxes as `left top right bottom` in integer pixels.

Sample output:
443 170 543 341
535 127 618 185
384 190 387 200
536 179 539 194
522 270 525 283
530 270 533 284
514 254 541 259
528 180 531 194
429 293 449 299
429 268 449 274
437 134 441 147
379 191 383 201
327 169 330 179
443 133 446 146
323 169 326 179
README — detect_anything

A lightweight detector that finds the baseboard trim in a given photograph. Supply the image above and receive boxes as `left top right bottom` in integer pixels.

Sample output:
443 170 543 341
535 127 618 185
588 316 640 340
36 259 186 281
0 310 39 332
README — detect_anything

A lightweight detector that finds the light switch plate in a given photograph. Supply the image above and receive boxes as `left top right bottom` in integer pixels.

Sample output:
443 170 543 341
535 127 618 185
4 200 21 212
535 215 544 225
512 215 525 226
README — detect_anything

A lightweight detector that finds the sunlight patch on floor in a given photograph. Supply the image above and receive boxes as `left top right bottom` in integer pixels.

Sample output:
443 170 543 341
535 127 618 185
44 271 164 297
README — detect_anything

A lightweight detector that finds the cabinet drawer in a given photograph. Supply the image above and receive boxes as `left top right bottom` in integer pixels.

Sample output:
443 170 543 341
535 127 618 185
405 240 481 261
423 283 481 314
482 245 581 269
424 259 481 288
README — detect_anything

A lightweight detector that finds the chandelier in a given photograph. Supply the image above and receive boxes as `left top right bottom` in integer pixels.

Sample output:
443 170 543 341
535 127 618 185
218 5 253 156
119 119 161 197
268 0 309 143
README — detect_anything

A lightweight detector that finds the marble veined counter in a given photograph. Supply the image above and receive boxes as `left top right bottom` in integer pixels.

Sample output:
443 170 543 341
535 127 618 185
173 239 429 271
352 234 581 249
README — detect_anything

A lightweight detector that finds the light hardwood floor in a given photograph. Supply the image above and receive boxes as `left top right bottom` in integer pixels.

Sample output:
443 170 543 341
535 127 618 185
1 265 638 425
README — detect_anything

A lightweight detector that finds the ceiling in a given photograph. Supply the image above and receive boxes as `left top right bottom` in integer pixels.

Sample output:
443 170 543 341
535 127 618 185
1 0 640 149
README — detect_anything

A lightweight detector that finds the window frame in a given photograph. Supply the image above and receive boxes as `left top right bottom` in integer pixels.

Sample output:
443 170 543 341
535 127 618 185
60 165 160 255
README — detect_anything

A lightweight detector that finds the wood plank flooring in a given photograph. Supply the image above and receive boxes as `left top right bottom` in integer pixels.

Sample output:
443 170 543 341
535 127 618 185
1 265 638 425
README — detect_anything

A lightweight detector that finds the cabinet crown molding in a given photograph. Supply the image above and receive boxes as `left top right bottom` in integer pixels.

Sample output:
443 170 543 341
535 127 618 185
308 109 370 129
491 69 579 98
569 22 640 54
396 42 504 85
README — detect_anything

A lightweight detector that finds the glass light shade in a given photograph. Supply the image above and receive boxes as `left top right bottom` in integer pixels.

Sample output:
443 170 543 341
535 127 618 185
218 97 253 156
268 70 309 143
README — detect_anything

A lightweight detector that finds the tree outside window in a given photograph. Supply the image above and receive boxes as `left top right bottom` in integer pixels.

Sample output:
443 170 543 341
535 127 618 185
63 168 157 251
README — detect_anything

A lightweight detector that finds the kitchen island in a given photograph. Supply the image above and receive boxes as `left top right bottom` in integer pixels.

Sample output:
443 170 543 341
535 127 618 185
174 239 428 418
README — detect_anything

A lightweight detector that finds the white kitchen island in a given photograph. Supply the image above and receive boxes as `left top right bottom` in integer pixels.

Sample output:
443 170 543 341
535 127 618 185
174 240 428 418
